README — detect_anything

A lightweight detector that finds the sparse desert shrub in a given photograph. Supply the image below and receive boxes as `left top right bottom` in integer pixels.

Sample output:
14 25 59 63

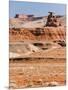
58 41 66 47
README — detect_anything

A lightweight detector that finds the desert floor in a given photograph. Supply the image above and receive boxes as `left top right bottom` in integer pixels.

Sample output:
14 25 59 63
9 57 66 89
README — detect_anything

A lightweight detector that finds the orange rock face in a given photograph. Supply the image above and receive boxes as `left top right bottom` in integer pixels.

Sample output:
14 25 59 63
9 27 65 42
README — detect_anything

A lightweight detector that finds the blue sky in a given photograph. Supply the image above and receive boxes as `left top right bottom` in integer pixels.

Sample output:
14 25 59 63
9 1 66 18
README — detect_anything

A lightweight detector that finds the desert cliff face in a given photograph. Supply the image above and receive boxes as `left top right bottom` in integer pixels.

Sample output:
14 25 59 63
9 15 66 42
9 27 66 42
